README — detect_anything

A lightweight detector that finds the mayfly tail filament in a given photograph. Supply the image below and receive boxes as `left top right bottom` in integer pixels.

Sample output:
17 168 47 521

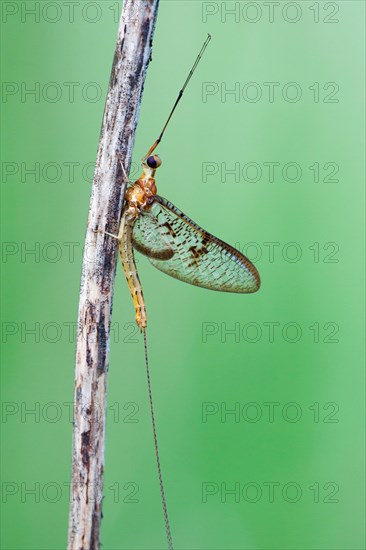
143 328 174 550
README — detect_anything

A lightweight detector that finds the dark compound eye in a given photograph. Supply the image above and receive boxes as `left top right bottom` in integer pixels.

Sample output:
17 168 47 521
146 155 162 169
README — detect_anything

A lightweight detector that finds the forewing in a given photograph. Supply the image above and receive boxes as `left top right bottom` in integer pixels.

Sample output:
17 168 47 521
132 196 260 293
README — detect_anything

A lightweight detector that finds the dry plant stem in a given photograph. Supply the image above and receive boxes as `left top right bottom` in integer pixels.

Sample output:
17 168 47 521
67 1 160 548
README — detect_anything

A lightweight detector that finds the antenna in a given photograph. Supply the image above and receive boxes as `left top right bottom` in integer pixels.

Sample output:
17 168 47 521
143 34 211 161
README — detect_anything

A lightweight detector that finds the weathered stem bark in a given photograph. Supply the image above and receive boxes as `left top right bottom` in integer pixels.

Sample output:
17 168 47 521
68 2 160 548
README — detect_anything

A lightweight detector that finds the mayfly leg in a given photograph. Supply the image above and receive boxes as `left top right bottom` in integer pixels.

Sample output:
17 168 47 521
118 211 147 330
142 33 211 162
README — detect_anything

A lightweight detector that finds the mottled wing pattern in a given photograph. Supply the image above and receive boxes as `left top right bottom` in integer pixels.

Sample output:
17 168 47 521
132 204 174 260
132 195 260 293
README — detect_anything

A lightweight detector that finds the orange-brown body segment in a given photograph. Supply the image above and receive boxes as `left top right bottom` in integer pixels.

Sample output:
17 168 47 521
118 157 161 329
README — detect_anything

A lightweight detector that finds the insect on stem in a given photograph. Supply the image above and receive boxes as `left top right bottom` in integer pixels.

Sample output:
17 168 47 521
143 34 211 161
118 30 259 550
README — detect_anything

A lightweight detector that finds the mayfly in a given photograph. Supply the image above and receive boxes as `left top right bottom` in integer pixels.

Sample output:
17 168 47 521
109 35 260 550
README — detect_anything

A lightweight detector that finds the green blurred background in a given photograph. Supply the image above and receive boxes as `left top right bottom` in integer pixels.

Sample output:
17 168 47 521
1 1 365 549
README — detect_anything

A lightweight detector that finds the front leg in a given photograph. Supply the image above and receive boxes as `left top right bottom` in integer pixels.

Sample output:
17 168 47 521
94 229 120 240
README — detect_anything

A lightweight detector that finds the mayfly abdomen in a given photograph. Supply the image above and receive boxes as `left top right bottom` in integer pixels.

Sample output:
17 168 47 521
119 210 147 329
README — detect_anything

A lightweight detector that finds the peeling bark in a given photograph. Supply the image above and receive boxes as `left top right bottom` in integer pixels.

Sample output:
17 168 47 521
67 2 160 548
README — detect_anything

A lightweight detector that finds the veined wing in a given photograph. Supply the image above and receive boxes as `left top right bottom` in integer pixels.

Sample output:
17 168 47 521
131 202 174 260
132 195 260 293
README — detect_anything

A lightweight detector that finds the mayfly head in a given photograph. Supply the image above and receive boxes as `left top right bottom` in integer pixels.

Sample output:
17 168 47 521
134 155 161 201
140 154 162 180
146 154 162 169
